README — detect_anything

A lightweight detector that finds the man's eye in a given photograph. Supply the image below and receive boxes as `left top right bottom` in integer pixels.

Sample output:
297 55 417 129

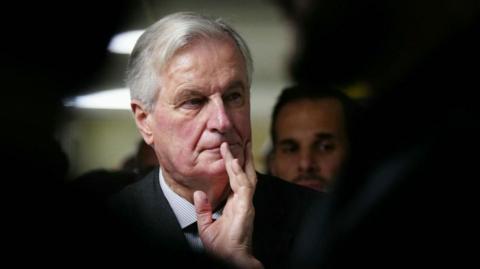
182 98 205 109
224 92 244 106
315 142 335 152
280 144 298 154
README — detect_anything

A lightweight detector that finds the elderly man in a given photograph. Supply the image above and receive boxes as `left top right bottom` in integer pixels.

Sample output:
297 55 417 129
109 12 317 269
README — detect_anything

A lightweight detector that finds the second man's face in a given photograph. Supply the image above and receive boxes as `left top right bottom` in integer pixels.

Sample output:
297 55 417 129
271 98 349 192
147 37 251 188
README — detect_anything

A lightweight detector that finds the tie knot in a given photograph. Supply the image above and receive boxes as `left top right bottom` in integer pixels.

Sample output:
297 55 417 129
183 222 198 233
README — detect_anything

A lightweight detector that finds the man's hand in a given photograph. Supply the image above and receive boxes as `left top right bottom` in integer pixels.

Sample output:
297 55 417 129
194 142 263 269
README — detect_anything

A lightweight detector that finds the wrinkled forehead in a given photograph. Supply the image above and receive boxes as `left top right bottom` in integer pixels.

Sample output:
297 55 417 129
161 38 248 87
156 34 245 74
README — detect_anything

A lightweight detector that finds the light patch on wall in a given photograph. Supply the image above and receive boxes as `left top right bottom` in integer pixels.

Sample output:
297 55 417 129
108 30 144 54
64 88 130 110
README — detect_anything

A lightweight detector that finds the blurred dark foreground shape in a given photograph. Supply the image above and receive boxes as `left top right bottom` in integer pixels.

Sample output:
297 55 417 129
1 1 212 265
272 0 480 267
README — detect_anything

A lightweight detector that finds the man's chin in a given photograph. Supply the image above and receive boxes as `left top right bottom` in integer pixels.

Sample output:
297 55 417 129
200 158 228 177
296 179 327 192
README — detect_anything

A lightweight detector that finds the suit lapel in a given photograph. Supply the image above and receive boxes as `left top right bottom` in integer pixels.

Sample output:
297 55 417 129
133 169 191 252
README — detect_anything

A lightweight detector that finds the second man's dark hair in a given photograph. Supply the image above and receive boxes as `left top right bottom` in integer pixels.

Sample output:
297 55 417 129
270 85 362 144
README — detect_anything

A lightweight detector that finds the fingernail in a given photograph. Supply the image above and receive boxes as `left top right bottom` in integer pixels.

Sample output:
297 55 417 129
194 190 208 202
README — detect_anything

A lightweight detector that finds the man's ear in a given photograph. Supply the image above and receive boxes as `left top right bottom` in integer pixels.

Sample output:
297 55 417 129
131 100 154 145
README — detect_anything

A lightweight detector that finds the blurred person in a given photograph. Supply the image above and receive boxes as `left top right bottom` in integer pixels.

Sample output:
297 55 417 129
121 139 158 177
68 140 155 201
268 85 360 192
69 139 158 200
108 12 319 269
271 0 480 268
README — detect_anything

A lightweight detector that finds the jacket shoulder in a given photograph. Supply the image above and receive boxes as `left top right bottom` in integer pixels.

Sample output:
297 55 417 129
256 173 321 202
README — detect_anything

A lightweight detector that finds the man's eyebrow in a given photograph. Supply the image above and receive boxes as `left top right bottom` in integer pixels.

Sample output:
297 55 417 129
315 133 334 140
278 138 298 145
225 81 247 92
173 89 204 101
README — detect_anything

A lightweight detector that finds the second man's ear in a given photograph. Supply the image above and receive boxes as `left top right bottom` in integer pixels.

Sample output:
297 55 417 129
131 100 154 145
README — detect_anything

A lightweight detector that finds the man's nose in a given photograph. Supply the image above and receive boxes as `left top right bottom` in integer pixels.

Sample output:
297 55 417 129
207 98 232 133
298 150 317 173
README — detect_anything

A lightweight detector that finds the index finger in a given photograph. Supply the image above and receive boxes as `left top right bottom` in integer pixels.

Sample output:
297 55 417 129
244 141 257 185
221 142 248 190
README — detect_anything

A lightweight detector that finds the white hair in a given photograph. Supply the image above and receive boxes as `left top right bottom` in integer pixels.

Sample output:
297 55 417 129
126 11 254 112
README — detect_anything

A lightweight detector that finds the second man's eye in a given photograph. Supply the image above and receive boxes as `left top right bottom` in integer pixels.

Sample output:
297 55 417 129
314 141 335 153
279 143 299 154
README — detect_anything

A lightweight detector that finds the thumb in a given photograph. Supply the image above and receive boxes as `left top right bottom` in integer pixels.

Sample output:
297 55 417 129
193 190 213 233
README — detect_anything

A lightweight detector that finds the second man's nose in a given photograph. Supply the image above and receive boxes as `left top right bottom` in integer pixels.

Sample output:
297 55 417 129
298 150 317 173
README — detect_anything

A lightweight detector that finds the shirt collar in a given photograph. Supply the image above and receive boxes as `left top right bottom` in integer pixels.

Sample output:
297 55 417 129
159 169 222 229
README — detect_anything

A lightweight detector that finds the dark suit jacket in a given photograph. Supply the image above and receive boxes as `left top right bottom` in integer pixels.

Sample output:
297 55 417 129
289 10 480 269
107 168 321 268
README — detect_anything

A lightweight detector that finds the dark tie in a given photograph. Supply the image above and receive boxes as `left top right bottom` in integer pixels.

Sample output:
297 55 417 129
183 222 203 252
